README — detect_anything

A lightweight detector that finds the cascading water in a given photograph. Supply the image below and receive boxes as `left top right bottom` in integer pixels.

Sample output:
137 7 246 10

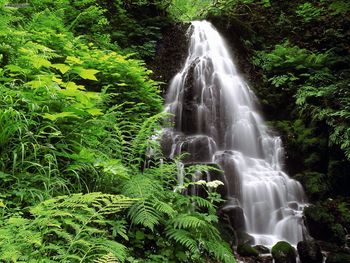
162 20 308 247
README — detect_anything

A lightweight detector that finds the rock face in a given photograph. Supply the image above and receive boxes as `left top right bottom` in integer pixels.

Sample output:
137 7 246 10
297 240 323 263
271 241 297 263
149 23 190 94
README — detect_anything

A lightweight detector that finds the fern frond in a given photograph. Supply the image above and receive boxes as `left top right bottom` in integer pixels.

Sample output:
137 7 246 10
128 200 161 230
153 199 175 217
94 252 119 263
171 214 207 229
204 240 236 263
166 228 198 253
190 196 213 209
122 175 163 230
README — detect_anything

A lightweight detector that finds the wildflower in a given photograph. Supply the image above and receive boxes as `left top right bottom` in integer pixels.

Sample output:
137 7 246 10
206 180 224 189
195 180 207 185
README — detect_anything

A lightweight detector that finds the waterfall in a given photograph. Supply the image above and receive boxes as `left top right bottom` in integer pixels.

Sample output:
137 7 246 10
162 20 308 247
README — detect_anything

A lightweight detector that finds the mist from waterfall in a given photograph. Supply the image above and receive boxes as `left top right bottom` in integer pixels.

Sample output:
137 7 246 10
163 20 308 247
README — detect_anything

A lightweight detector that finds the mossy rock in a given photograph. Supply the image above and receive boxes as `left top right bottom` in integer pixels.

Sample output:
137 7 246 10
237 243 259 257
326 252 350 263
237 231 254 245
254 245 270 254
271 241 296 263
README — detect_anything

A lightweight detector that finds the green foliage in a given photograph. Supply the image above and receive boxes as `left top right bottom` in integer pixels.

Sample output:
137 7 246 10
254 35 350 162
206 0 270 17
254 41 328 73
9 0 171 59
295 172 329 200
0 193 134 262
168 0 212 21
121 163 235 262
296 3 324 22
271 119 326 173
0 1 236 262
304 200 350 245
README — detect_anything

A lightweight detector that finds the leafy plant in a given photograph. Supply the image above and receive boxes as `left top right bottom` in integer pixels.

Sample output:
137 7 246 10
296 3 324 23
0 193 135 262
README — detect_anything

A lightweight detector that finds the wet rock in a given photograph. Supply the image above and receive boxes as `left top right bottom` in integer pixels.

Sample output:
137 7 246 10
346 235 350 248
219 198 245 231
235 255 273 263
271 241 296 263
288 202 299 210
326 252 350 263
163 133 217 163
149 23 190 93
254 245 270 254
160 129 180 157
179 135 217 163
237 231 254 245
181 60 199 133
214 151 241 198
237 243 259 257
297 240 323 263
258 255 273 263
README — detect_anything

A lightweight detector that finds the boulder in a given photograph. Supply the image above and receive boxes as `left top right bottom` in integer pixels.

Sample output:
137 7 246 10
288 202 299 210
172 135 217 163
297 240 323 263
236 231 254 245
237 243 259 257
271 241 296 263
326 252 350 263
219 198 245 231
254 245 270 254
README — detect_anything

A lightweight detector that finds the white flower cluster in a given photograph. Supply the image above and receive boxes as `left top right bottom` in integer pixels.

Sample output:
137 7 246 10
193 180 224 188
206 180 224 189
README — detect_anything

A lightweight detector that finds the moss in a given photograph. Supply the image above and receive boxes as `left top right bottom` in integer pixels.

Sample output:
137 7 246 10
271 241 296 263
237 243 259 257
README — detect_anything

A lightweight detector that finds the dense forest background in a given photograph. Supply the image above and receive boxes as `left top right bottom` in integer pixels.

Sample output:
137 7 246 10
0 0 349 262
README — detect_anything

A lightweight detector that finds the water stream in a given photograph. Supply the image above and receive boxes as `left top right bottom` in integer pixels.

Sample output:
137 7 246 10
163 20 308 247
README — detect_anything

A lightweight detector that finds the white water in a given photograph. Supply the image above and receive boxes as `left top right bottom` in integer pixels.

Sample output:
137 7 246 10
163 20 308 247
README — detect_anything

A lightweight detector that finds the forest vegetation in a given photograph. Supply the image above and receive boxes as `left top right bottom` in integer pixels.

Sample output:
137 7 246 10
0 0 349 262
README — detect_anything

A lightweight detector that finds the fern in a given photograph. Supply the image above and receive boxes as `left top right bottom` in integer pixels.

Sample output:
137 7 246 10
94 252 119 263
122 175 163 230
166 228 198 253
171 214 207 229
204 240 236 263
0 193 134 262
